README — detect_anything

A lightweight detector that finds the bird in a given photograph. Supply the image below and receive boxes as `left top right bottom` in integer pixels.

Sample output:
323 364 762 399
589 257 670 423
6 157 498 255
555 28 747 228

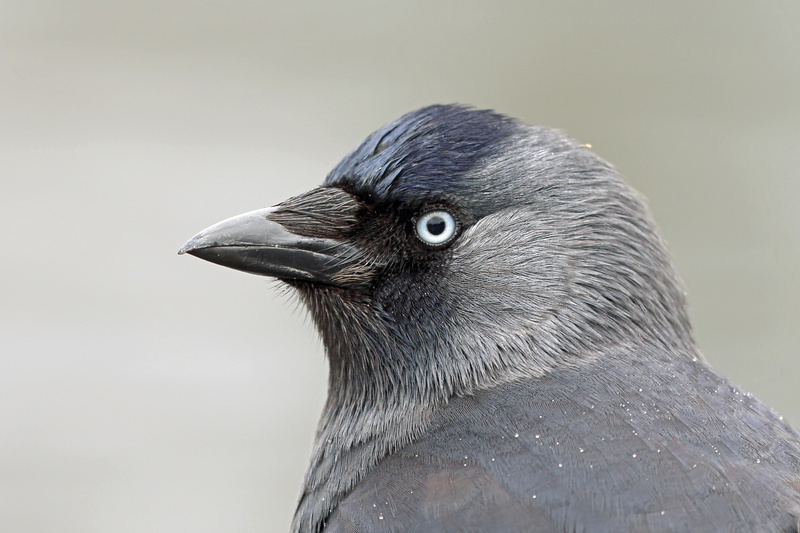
180 105 800 532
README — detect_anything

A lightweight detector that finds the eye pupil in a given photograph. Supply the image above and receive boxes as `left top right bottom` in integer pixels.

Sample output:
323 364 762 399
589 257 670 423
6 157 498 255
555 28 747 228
415 209 458 246
426 217 446 235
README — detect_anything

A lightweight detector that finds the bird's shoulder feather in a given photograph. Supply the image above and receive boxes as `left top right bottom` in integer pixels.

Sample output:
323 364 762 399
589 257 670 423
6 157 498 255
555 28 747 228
326 350 800 532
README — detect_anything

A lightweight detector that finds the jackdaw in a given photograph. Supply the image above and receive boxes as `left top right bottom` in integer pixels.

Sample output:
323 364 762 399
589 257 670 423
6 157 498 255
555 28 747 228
180 105 800 532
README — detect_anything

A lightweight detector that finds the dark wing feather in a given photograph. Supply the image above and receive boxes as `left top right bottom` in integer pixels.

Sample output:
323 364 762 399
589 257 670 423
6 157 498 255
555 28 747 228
326 349 800 532
326 457 552 533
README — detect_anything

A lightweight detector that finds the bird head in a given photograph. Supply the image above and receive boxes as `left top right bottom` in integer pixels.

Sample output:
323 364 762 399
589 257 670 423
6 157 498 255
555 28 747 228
181 105 693 405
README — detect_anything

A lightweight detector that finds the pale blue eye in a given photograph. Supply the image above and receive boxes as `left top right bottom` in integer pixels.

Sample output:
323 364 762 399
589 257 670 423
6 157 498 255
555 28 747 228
415 210 457 246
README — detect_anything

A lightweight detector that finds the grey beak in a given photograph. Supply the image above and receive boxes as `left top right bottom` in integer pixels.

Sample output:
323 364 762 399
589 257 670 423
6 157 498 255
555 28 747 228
179 207 358 286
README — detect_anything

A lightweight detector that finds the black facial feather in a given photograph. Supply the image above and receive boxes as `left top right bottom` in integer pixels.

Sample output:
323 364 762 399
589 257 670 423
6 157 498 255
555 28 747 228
267 187 363 240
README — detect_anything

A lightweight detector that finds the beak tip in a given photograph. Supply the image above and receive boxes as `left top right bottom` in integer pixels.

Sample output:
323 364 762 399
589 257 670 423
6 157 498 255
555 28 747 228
178 237 203 256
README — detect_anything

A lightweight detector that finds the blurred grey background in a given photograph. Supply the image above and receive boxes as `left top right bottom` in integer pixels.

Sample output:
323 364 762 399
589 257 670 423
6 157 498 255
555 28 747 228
2 1 799 531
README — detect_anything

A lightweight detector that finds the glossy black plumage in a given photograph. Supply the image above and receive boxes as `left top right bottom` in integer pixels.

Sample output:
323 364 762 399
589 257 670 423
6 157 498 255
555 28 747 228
181 105 800 532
